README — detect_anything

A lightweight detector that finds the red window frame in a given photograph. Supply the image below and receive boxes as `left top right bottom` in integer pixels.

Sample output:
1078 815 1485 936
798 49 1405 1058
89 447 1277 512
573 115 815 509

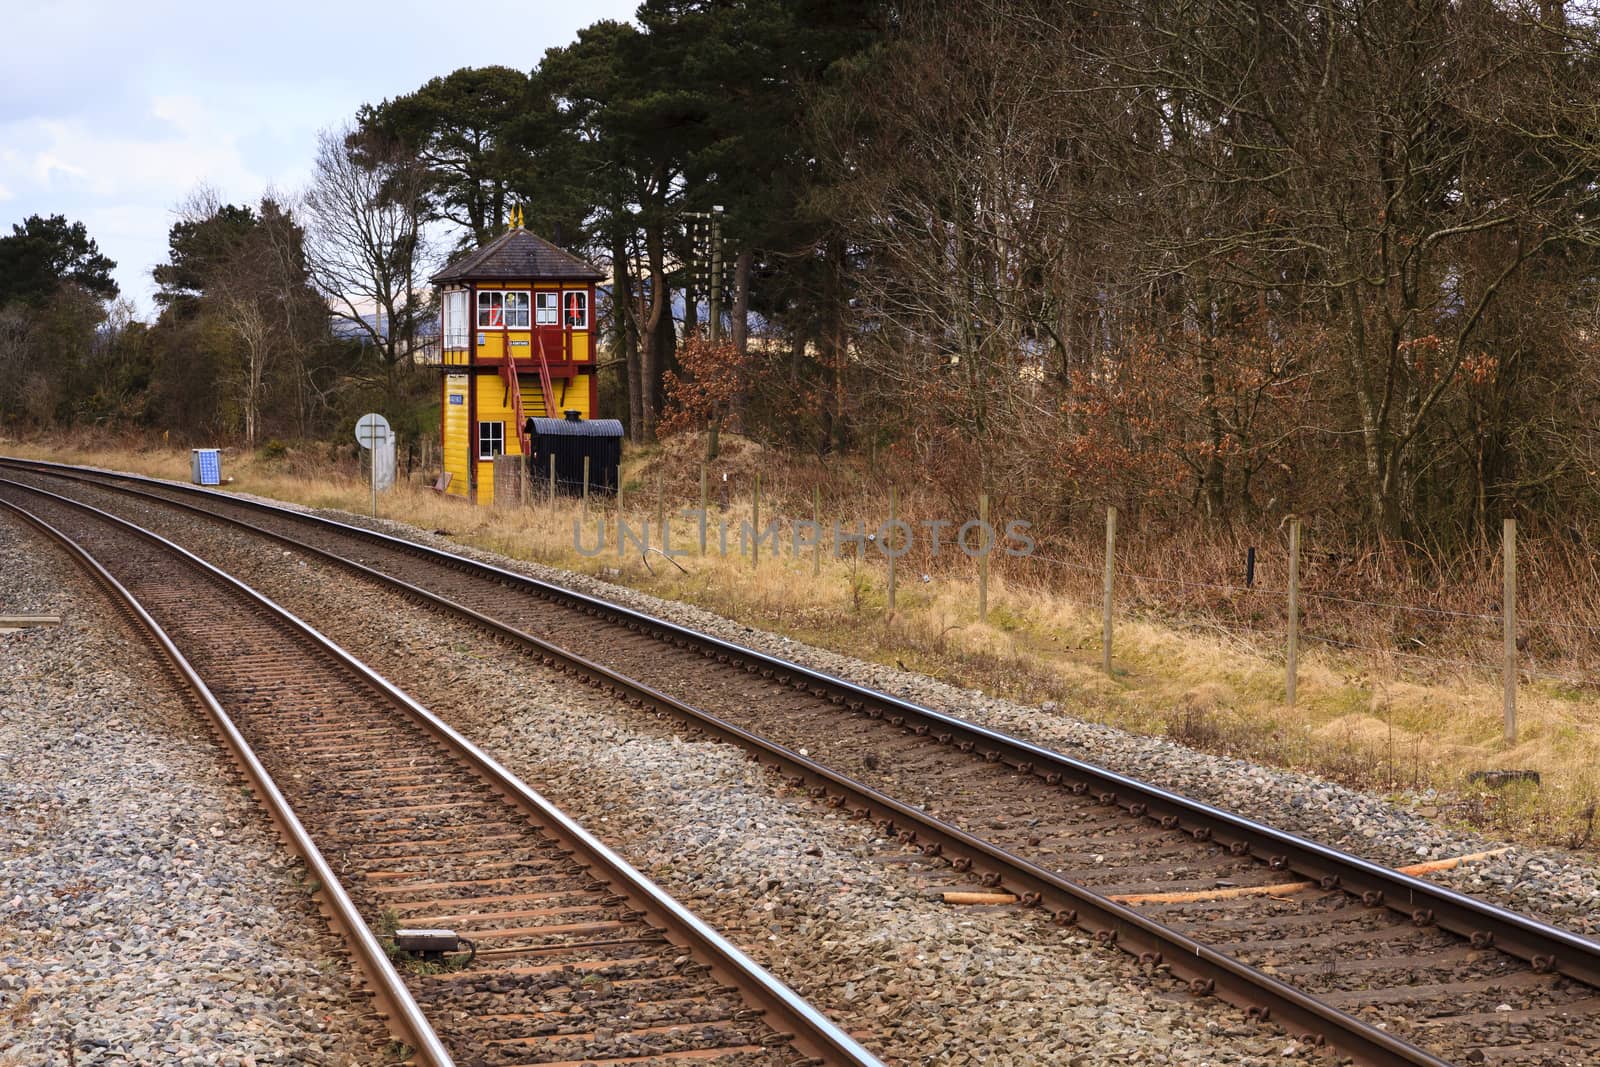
563 290 588 329
477 290 504 328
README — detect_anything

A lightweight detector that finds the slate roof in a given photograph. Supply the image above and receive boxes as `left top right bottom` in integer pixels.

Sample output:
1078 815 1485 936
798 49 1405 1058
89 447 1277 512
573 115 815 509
432 228 606 284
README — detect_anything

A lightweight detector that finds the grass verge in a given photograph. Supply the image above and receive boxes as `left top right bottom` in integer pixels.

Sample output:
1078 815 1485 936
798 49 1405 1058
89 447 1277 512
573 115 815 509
7 430 1597 853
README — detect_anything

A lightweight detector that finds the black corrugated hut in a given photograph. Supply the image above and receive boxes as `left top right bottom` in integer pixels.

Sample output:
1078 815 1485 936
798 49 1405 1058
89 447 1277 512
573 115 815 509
527 413 625 494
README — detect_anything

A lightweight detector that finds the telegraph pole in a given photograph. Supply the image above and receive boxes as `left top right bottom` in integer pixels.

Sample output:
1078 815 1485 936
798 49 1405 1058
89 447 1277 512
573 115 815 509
708 205 723 343
684 205 725 342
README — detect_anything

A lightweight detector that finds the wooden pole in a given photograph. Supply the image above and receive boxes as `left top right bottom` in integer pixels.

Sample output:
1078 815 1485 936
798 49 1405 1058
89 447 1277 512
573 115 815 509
812 485 822 576
657 476 667 555
709 207 724 344
0 615 63 629
548 452 556 504
978 493 990 621
751 473 761 571
1102 505 1117 675
1287 516 1301 707
371 429 378 520
1503 516 1518 744
942 891 1019 906
887 486 897 612
699 463 709 556
582 455 591 514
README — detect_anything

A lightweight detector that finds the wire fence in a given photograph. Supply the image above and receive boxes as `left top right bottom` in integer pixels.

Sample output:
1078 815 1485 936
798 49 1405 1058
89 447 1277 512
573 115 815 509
496 470 1592 735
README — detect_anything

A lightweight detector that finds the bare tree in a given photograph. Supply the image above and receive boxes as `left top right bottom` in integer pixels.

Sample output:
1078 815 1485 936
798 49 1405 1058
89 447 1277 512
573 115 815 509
216 291 270 447
302 125 434 406
818 1 1110 489
1083 0 1600 537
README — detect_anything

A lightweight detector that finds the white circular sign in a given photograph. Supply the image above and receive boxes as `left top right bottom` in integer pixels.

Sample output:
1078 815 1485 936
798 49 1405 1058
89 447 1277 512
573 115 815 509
355 413 391 448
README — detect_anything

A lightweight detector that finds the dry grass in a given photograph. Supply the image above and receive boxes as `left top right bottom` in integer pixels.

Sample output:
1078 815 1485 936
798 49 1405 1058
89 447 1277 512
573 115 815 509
8 427 1599 852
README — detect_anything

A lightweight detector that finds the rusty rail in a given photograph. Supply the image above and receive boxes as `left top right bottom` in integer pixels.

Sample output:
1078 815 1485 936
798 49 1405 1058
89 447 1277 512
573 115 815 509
10 456 1600 1065
0 475 883 1067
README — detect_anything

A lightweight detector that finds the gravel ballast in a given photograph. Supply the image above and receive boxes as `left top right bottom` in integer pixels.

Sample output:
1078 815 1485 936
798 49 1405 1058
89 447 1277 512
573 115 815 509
21 467 1600 1060
0 512 393 1066
296 488 1600 939
18 476 1356 1064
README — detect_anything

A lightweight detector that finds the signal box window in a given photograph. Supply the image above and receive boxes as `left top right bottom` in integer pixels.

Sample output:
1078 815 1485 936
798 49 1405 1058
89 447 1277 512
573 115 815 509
478 421 505 460
443 290 468 347
477 290 503 328
536 291 559 326
564 290 588 329
504 291 529 328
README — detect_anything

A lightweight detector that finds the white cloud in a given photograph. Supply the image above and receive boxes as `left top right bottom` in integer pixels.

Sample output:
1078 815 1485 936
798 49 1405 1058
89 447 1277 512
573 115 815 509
1 0 641 315
14 100 264 200
29 144 90 184
0 95 277 314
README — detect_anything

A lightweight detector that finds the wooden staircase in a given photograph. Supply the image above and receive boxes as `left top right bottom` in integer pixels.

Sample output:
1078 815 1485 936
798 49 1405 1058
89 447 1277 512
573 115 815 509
498 335 560 458
498 356 531 456
534 332 558 422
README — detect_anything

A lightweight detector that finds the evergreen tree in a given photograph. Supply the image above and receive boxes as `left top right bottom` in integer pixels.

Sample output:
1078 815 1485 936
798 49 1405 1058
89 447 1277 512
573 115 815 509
0 214 118 307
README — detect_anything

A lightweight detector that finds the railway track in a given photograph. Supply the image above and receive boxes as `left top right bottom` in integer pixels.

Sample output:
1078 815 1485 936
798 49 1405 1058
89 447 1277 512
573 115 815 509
0 476 881 1067
9 458 1600 1065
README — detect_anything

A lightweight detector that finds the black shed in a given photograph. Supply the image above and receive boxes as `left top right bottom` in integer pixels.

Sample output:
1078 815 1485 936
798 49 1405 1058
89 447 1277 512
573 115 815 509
526 413 625 494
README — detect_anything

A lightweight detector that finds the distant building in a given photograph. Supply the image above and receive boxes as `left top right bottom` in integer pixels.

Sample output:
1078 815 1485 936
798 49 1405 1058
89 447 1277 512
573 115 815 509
328 304 441 365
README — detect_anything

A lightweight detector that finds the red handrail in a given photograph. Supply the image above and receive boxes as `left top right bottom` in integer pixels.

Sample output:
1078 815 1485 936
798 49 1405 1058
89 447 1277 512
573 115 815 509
499 355 530 456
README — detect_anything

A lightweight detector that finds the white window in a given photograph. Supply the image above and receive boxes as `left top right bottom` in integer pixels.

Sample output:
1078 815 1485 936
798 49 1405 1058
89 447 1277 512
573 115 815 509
563 290 589 330
505 290 530 328
536 291 559 326
443 290 468 348
477 290 503 328
478 421 505 460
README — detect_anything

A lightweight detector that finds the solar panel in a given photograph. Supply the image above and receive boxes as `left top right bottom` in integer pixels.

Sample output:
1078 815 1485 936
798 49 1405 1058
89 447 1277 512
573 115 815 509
192 448 221 486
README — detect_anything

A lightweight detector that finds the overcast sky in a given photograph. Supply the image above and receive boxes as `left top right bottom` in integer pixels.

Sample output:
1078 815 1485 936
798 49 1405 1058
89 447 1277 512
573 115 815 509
0 0 637 317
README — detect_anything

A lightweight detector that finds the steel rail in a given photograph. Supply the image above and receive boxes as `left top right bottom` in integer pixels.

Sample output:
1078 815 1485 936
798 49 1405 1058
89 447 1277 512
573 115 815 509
0 466 1497 1065
0 493 456 1067
10 458 1596 986
0 476 884 1067
14 460 1600 1064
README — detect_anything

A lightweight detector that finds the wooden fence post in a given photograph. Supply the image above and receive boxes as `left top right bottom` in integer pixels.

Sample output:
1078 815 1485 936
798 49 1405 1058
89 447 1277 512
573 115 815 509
978 493 990 621
887 486 898 612
812 485 822 576
1102 505 1117 676
699 463 709 556
548 453 555 504
582 456 591 513
657 476 667 555
1287 516 1301 707
751 473 761 571
1503 516 1517 744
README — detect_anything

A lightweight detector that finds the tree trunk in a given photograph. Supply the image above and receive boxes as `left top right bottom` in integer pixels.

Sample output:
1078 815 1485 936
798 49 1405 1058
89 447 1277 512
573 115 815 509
1199 348 1226 520
731 249 753 355
789 329 805 385
641 216 668 443
612 230 644 442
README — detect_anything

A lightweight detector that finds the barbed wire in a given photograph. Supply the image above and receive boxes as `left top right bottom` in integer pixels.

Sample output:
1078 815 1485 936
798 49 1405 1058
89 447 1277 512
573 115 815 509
1298 632 1500 674
1025 551 1102 575
1524 615 1600 637
1297 589 1499 622
539 495 1600 653
1157 616 1285 643
1526 666 1597 687
1033 552 1507 623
